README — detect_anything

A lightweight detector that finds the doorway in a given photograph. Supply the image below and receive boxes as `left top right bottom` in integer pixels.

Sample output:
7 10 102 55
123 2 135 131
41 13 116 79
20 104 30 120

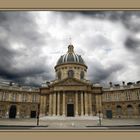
106 110 112 119
30 111 36 118
9 105 17 119
67 104 74 117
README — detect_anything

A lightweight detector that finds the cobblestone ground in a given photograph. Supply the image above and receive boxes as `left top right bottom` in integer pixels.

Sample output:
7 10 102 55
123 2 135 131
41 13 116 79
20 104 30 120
0 118 140 129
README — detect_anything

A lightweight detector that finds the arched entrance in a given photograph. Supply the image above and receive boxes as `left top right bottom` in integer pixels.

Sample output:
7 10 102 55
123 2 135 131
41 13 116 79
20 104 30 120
9 105 17 118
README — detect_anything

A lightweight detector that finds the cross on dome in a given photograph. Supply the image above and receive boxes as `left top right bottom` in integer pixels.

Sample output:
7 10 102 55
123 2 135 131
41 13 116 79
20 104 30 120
68 37 74 53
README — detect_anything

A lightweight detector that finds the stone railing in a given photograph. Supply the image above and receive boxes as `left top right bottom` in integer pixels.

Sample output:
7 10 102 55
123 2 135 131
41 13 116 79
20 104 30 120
103 84 140 91
0 85 39 92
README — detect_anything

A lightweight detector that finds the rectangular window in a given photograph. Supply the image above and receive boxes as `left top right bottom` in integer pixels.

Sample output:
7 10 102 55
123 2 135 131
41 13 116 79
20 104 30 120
137 90 140 100
22 94 27 102
107 93 111 101
126 90 131 100
2 92 6 101
13 93 17 102
116 93 118 101
106 93 108 101
0 91 3 101
32 94 36 102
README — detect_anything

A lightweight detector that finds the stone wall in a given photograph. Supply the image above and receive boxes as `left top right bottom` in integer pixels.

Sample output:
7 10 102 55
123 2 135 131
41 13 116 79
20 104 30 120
55 63 87 80
102 85 140 118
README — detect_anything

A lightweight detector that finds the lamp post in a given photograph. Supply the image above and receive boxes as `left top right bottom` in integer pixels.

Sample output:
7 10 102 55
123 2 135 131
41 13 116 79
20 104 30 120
37 103 40 126
98 110 102 126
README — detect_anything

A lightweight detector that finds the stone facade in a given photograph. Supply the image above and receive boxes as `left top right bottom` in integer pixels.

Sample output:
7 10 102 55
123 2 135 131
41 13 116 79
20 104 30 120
0 44 140 119
102 84 140 118
40 44 102 118
0 84 40 118
40 78 102 117
55 63 87 81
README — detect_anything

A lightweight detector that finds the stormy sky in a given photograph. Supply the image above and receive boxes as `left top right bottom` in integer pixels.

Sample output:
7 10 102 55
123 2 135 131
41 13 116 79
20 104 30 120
0 11 140 87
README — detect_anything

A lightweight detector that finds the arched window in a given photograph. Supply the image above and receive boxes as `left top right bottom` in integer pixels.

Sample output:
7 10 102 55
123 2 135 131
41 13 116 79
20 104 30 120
80 71 84 79
58 71 61 80
116 105 122 115
68 70 74 78
127 104 133 116
9 105 17 118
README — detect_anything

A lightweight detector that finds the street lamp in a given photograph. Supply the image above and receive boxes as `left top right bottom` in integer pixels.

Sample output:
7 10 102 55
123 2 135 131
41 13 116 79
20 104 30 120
37 103 40 126
98 110 102 126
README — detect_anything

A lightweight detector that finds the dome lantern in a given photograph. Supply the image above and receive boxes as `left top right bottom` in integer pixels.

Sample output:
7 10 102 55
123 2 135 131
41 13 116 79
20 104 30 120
68 44 74 53
56 44 87 68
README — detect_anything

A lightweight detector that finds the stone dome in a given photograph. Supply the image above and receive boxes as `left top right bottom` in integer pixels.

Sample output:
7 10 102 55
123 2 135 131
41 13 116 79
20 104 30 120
56 44 86 66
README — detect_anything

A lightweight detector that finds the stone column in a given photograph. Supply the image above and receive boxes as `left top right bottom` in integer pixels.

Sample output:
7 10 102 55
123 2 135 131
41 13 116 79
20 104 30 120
95 95 102 116
98 95 102 113
81 92 84 116
89 93 92 116
62 92 66 116
75 92 78 116
95 95 99 115
84 92 88 116
43 96 46 115
49 93 52 116
57 92 60 116
40 96 43 116
8 93 11 101
16 105 20 118
5 105 9 118
53 92 56 116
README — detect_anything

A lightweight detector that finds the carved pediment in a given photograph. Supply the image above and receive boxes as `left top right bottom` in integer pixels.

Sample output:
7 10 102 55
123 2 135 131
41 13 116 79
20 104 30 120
53 78 89 86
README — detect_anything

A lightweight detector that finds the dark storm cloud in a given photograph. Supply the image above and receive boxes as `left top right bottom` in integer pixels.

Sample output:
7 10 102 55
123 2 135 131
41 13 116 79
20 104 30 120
0 12 45 47
81 11 140 33
0 12 52 86
88 61 124 84
1 11 140 86
55 11 79 20
0 42 15 66
56 11 140 83
125 36 140 50
59 11 140 32
124 36 140 67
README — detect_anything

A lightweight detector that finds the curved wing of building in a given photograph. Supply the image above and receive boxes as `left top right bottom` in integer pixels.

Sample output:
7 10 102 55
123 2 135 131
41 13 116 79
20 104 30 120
0 44 140 119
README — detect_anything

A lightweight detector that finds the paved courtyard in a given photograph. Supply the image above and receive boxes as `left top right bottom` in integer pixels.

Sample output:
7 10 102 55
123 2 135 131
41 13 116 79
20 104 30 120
0 118 140 130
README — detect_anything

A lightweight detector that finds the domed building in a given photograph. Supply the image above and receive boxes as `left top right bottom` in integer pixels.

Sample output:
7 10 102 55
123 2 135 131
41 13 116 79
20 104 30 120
55 44 87 81
0 43 140 119
40 44 140 119
40 44 102 117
